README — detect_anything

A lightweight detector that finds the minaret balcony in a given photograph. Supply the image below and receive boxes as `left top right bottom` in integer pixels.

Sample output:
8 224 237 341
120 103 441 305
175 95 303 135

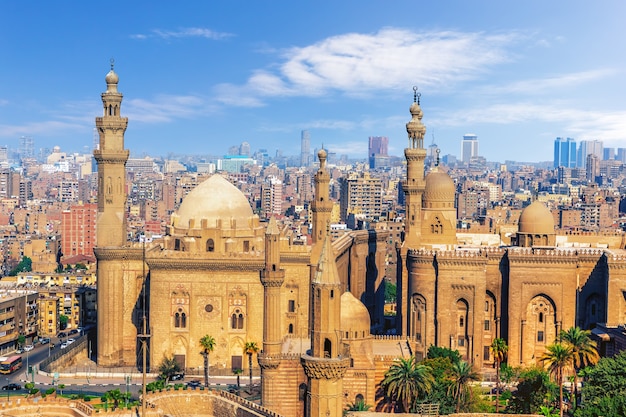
300 354 351 380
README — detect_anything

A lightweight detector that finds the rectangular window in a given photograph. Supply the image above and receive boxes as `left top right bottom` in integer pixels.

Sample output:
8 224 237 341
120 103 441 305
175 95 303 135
458 338 465 347
288 300 296 313
484 320 490 331
484 346 490 361
537 331 544 342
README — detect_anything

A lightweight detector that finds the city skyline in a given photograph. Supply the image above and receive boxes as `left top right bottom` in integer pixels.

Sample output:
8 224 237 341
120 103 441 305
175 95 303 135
1 1 626 162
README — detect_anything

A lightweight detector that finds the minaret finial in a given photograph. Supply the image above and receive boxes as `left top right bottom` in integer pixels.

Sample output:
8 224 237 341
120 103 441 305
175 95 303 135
436 148 440 167
110 58 115 71
413 86 420 105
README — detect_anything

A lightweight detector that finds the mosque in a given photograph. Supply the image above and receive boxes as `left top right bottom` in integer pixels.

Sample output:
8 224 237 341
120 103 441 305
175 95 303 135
93 66 626 417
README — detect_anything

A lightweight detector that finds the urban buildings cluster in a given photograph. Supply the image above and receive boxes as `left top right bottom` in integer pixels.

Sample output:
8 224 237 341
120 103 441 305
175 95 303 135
1 66 626 417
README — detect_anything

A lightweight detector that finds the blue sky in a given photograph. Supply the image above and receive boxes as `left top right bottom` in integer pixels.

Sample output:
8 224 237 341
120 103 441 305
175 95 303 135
1 1 626 163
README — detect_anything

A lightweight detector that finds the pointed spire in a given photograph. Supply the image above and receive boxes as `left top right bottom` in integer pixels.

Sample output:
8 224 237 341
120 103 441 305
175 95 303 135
266 216 280 235
406 86 426 149
313 228 341 285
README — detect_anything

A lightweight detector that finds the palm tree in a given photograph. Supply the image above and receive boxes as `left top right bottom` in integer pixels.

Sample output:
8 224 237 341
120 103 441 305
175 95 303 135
540 342 574 417
199 335 216 388
559 326 599 406
448 360 480 413
233 368 243 392
490 337 509 412
381 356 433 412
244 341 259 387
158 356 182 384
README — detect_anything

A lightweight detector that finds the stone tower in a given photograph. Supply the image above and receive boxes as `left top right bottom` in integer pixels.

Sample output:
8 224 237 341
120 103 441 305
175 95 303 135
311 149 332 245
94 60 129 247
301 232 350 417
398 88 427 335
259 217 286 409
94 63 139 366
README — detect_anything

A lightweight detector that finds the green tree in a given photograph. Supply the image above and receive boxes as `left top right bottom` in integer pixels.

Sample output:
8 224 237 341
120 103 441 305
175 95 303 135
345 398 372 414
384 280 396 303
157 356 182 384
59 315 68 330
419 356 457 414
575 350 626 417
559 326 599 407
490 337 509 412
17 334 26 348
427 345 462 364
9 256 32 276
540 343 574 417
447 360 480 413
199 335 216 387
244 341 259 387
381 356 433 412
507 366 556 414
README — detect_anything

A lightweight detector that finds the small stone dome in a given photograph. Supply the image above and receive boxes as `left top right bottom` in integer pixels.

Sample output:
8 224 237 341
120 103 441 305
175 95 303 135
105 69 119 85
518 201 554 234
174 175 254 229
423 167 455 205
340 292 371 337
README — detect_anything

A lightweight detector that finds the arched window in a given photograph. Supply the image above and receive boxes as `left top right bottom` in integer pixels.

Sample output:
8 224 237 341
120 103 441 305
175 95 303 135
324 338 332 358
181 312 187 328
288 324 294 334
231 309 244 329
206 239 214 252
174 312 180 328
174 239 181 251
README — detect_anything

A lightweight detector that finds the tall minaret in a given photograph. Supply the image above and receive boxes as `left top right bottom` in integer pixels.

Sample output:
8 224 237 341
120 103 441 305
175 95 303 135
311 148 332 246
301 231 350 417
94 59 129 247
259 217 286 410
398 87 427 335
94 62 131 366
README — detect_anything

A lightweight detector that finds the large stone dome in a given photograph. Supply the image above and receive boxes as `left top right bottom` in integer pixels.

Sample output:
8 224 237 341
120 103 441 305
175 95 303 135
518 201 554 234
174 175 254 229
423 167 455 206
340 291 371 337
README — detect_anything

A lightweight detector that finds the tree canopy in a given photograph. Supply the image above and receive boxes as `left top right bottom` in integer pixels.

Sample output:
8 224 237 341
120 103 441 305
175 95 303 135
574 350 626 417
9 256 32 276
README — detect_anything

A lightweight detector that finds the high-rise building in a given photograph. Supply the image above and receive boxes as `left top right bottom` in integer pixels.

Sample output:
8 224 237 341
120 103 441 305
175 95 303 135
239 141 251 156
368 136 389 169
19 136 34 160
260 176 283 219
586 153 600 182
603 147 615 160
578 140 603 168
300 130 311 167
461 134 479 164
553 137 577 168
338 172 383 224
61 203 97 260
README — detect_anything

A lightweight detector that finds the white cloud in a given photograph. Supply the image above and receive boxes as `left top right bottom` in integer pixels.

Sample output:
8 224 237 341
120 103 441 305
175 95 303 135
131 27 233 41
216 28 519 106
0 120 84 138
477 69 617 96
124 95 213 123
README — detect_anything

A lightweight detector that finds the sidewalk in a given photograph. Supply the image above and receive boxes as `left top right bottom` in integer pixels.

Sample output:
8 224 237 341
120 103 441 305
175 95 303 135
24 357 248 389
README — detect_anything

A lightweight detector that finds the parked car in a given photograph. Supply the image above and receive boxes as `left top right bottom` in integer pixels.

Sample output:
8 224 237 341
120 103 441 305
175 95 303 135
170 373 185 381
68 329 79 335
15 348 23 354
60 342 68 349
57 332 67 338
39 338 51 345
23 344 34 352
186 380 201 388
67 338 75 344
2 383 21 391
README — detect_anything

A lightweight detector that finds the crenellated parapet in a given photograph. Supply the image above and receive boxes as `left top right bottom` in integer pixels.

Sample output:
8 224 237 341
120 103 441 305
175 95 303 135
301 355 351 380
147 257 264 271
507 247 580 265
94 247 144 261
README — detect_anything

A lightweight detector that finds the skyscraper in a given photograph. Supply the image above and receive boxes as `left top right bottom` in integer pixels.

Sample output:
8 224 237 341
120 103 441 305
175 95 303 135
368 136 389 169
300 130 311 167
553 137 577 168
578 140 603 168
461 134 479 164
